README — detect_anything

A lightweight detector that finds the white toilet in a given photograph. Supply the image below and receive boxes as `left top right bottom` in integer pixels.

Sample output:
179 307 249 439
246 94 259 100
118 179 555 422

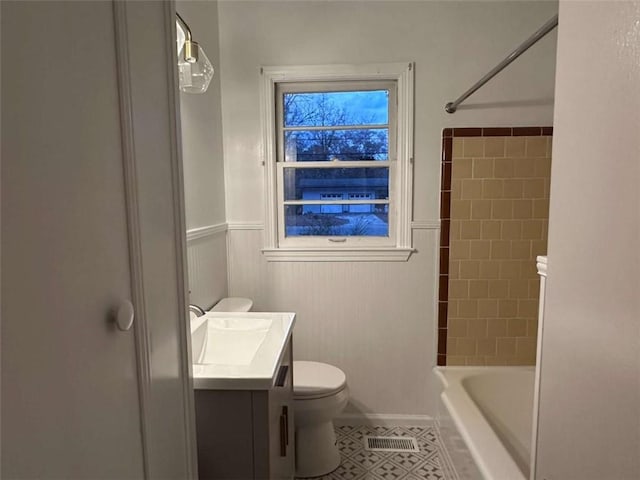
206 297 349 478
293 360 348 478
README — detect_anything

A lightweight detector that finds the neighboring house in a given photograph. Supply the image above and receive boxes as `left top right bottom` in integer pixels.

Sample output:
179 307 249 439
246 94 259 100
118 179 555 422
298 177 388 214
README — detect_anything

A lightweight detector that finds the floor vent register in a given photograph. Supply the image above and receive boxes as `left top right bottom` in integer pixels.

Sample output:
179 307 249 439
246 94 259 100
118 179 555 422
364 436 420 453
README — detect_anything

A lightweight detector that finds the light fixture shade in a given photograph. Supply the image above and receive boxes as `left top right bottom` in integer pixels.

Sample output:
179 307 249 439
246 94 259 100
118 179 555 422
178 45 214 94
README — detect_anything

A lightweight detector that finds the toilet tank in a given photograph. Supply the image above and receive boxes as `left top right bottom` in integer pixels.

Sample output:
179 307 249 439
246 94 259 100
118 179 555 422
209 297 253 312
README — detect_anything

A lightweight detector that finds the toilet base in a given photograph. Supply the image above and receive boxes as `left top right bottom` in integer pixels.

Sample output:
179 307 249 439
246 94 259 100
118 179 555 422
295 420 340 478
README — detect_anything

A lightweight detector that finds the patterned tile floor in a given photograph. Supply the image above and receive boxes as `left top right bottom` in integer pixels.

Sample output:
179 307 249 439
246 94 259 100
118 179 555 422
298 425 457 480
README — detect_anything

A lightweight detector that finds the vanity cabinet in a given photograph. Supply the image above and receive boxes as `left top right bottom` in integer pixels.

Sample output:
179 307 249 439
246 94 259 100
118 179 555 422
194 337 295 479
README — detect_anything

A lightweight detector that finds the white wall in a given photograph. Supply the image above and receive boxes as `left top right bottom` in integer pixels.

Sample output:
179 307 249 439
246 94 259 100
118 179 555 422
535 2 640 478
178 0 228 310
219 0 558 415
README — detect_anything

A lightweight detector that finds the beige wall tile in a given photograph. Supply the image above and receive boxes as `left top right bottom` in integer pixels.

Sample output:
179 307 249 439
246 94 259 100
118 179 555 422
484 137 505 157
522 220 543 239
526 136 548 157
513 199 533 218
497 337 516 356
481 220 502 240
516 337 537 359
447 356 466 366
535 157 552 177
514 157 537 177
458 299 478 318
533 198 550 218
494 158 515 178
449 318 468 337
467 318 488 338
450 220 461 240
511 240 532 259
488 279 509 298
505 137 526 157
469 240 491 259
502 220 522 240
518 299 538 318
459 260 480 279
509 279 530 299
507 318 528 337
450 240 470 259
503 179 524 199
500 260 521 279
473 158 494 178
460 220 481 239
446 133 551 366
478 299 498 317
477 338 497 355
465 356 486 366
469 280 489 298
529 279 540 299
520 259 537 277
452 138 464 157
527 319 538 337
490 240 511 259
452 158 472 178
487 318 507 337
451 179 462 199
485 356 507 366
447 300 458 317
531 239 548 256
461 179 483 199
471 200 492 219
448 260 459 279
492 199 513 219
480 260 500 279
482 179 503 198
451 200 471 219
449 279 469 299
447 336 457 354
463 137 484 157
456 337 477 355
523 178 546 198
499 299 518 317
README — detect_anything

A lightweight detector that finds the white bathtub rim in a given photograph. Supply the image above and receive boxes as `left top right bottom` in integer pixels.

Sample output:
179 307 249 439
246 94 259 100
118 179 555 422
435 366 533 480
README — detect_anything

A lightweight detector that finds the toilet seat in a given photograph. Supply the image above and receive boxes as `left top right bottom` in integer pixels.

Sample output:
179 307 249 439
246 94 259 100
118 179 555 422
294 361 347 400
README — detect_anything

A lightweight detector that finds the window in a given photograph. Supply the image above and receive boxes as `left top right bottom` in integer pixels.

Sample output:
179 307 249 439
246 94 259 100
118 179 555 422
261 64 414 261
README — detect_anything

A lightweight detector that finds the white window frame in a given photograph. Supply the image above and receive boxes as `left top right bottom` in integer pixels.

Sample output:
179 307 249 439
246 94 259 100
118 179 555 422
260 63 414 262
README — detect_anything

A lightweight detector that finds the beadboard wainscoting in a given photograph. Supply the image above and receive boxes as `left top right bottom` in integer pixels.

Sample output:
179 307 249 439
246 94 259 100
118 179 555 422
186 224 229 310
226 223 441 416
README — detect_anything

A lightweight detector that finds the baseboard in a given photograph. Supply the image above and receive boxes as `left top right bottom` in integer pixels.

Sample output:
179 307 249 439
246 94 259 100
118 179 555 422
334 413 434 427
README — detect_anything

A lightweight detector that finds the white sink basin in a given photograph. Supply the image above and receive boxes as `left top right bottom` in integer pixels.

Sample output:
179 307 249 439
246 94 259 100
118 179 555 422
198 317 272 366
190 311 296 390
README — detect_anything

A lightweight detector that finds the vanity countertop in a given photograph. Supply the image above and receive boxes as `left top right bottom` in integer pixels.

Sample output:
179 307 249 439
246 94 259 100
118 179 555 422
191 311 296 390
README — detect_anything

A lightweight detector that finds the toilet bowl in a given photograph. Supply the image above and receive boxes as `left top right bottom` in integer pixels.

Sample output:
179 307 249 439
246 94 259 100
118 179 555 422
205 297 349 477
293 361 349 478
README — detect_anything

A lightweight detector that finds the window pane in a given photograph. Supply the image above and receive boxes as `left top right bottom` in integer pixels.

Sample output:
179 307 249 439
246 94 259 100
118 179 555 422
284 129 388 161
284 205 389 237
283 167 389 201
284 90 389 128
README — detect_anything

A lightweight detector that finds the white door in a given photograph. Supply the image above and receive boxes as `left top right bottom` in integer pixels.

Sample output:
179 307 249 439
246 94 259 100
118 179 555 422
1 1 195 478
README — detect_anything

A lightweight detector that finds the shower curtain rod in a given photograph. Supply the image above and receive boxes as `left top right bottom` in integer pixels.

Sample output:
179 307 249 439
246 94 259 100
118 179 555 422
445 14 558 114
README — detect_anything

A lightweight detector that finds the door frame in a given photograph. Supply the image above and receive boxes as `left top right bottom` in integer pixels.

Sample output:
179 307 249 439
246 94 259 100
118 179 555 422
113 1 197 478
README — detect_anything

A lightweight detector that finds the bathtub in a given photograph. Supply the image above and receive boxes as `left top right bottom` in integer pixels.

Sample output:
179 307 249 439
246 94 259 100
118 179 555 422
434 367 535 480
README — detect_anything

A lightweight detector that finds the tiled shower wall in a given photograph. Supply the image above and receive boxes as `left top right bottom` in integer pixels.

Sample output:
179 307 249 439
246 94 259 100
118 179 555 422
439 128 552 366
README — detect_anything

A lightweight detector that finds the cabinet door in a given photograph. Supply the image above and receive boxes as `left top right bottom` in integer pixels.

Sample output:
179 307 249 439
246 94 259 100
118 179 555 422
268 340 295 479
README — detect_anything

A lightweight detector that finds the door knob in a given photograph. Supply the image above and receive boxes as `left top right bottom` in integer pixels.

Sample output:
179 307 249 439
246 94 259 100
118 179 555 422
115 300 135 331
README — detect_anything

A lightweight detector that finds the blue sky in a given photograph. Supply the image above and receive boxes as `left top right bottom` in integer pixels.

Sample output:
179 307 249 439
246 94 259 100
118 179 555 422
285 90 389 126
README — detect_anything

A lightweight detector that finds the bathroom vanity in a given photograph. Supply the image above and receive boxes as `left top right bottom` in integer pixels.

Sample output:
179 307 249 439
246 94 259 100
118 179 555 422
191 312 296 480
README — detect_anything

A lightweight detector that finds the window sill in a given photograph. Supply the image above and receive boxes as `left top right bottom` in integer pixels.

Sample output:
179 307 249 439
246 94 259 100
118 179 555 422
261 247 415 262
